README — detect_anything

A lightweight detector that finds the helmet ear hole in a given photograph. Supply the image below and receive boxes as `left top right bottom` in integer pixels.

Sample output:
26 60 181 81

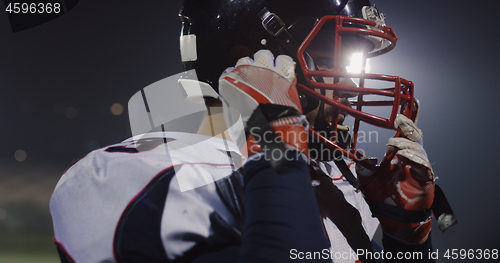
228 44 256 63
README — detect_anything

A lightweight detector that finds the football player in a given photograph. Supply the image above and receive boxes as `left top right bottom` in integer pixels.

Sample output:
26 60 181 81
50 0 456 262
178 0 456 261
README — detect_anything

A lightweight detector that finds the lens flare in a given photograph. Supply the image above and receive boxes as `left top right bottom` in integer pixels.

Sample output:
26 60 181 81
346 53 370 73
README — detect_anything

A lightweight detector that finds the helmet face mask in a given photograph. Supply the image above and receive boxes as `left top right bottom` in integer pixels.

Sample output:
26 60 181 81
179 0 416 163
294 14 417 161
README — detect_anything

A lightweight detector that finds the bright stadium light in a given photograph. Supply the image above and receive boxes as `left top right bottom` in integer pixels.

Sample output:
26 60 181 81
346 53 370 73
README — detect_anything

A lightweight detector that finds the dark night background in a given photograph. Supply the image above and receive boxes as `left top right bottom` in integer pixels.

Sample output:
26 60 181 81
0 0 499 261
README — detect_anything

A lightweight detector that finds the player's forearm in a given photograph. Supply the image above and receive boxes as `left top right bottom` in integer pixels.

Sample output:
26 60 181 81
239 150 330 262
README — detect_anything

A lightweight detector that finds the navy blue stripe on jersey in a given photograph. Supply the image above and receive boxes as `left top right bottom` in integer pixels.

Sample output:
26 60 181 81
54 238 76 263
113 167 176 263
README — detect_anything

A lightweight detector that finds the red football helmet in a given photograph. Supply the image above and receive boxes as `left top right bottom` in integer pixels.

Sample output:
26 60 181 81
295 14 416 164
179 0 417 166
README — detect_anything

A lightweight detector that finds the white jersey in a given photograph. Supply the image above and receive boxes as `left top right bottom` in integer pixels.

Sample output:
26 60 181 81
50 132 242 262
51 131 377 262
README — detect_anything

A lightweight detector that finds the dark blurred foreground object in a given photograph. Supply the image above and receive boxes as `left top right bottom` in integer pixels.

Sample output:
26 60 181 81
4 0 79 33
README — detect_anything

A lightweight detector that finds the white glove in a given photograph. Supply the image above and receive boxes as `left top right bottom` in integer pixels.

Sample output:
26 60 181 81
218 50 307 160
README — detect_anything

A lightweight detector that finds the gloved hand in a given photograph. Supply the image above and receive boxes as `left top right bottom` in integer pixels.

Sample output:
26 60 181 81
356 114 434 245
219 50 308 167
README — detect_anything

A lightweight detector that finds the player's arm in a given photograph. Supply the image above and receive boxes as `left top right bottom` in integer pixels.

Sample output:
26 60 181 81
357 115 438 262
219 50 331 262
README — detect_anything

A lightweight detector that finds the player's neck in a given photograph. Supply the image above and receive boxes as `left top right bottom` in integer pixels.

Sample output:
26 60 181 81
197 105 232 141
